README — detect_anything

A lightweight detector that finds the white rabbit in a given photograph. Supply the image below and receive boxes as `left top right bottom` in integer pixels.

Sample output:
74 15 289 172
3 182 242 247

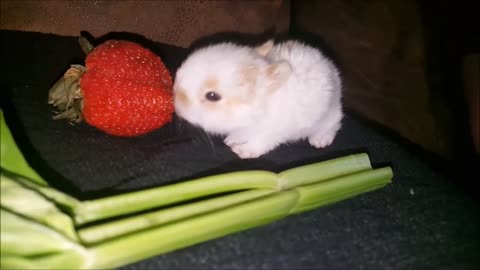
173 39 343 159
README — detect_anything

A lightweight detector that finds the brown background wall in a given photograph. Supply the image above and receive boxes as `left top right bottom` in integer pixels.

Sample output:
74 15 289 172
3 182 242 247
0 0 290 48
292 0 454 157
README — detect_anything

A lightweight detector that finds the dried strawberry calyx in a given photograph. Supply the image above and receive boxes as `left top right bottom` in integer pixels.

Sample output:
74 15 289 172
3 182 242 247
48 35 94 124
48 65 86 123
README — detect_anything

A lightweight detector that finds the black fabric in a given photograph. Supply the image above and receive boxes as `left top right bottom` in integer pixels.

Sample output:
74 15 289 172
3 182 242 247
1 30 478 269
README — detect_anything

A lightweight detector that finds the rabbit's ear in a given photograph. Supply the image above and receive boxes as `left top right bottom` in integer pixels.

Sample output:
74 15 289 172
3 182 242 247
254 40 274 56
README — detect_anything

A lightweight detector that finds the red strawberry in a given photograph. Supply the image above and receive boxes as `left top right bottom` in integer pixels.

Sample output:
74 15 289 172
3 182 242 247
48 39 174 137
85 40 172 89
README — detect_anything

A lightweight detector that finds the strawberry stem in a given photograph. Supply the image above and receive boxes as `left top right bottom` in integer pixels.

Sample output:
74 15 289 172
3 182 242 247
78 36 94 55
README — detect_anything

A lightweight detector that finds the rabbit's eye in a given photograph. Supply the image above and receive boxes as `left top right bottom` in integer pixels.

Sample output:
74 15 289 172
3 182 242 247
205 91 222 102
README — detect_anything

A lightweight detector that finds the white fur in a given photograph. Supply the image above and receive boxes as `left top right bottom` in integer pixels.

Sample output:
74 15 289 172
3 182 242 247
174 40 343 159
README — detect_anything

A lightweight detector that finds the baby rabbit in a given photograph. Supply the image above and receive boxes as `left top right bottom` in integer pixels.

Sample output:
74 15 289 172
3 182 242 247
173 39 343 159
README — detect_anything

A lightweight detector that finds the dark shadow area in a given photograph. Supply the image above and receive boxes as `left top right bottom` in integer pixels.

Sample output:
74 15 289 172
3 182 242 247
288 0 343 70
418 0 480 199
0 91 84 197
344 109 444 162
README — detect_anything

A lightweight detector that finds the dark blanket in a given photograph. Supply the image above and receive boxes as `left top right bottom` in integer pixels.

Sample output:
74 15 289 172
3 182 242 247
1 30 478 269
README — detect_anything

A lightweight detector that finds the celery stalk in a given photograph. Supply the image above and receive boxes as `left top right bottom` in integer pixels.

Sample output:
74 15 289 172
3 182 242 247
1 173 78 241
278 153 372 189
75 171 279 225
90 190 301 269
0 110 46 185
90 167 392 269
1 108 393 269
78 155 374 243
2 163 392 270
0 209 90 269
78 189 275 244
75 153 372 225
291 167 393 214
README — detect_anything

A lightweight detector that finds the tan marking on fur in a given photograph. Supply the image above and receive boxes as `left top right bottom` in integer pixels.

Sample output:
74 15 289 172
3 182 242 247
203 76 219 91
255 40 274 56
174 88 190 107
226 96 249 107
266 64 277 78
240 64 258 85
228 64 258 106
266 62 291 93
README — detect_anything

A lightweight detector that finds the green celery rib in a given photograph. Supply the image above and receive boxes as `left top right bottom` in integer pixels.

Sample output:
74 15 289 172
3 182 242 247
0 250 90 270
0 209 90 269
0 110 46 186
78 189 275 244
0 169 80 213
89 166 392 269
0 255 36 270
291 167 393 214
278 153 372 189
75 171 278 225
10 174 80 212
75 154 372 225
1 173 78 241
80 166 390 246
90 190 300 269
2 166 392 269
1 209 72 256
